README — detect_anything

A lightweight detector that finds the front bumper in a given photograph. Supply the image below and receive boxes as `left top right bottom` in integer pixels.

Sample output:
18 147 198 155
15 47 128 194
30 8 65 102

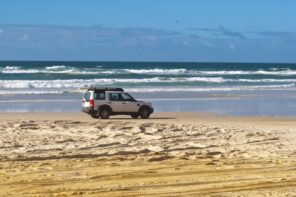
149 106 154 113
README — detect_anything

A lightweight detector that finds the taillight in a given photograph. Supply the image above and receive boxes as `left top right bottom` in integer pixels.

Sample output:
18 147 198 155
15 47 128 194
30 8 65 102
90 99 94 108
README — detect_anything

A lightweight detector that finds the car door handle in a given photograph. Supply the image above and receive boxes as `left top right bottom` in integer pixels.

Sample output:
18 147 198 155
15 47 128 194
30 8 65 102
122 102 126 104
108 102 112 104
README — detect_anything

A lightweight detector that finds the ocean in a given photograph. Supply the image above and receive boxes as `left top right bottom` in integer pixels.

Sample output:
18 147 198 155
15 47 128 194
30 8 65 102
1 61 296 116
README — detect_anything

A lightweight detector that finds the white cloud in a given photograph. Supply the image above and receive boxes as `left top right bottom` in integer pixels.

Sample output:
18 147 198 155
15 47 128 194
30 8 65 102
188 26 247 39
19 34 29 41
0 24 296 62
0 24 181 47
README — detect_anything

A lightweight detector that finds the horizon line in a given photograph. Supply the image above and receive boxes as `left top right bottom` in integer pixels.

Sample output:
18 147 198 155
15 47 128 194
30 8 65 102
0 59 295 64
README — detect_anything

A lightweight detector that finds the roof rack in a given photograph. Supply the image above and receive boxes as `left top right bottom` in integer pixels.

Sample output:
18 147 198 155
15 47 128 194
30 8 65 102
81 87 124 92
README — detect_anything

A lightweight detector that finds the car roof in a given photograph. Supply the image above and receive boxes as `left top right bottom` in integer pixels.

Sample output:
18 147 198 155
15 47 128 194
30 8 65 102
106 91 124 93
86 87 124 92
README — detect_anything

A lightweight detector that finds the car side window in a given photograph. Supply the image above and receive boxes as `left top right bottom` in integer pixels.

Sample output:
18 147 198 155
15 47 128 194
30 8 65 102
109 93 120 101
94 92 105 100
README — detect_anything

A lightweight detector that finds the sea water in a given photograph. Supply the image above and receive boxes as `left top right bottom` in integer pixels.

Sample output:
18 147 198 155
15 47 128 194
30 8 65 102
0 61 296 116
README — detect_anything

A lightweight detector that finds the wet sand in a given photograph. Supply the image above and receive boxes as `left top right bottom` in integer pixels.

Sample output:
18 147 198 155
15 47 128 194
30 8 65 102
0 112 295 196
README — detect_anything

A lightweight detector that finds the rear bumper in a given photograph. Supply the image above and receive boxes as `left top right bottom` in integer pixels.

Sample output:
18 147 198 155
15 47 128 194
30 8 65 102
82 107 95 114
82 106 154 115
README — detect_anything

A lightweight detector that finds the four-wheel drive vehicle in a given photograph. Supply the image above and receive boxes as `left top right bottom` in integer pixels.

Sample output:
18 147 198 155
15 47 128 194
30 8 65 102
82 88 153 119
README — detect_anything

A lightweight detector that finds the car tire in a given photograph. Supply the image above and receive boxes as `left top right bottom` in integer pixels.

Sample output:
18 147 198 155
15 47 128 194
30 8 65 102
100 108 111 119
91 114 100 119
131 113 139 119
139 108 150 119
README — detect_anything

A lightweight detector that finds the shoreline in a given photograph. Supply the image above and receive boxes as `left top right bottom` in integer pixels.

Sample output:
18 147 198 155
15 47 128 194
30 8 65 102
1 111 296 122
1 90 296 116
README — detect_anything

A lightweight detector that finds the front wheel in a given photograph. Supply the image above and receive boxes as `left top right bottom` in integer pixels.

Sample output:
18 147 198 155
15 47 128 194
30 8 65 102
100 108 111 119
139 108 151 119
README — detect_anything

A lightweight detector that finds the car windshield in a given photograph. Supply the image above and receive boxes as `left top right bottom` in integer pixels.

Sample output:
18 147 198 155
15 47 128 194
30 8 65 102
121 93 135 101
121 94 132 101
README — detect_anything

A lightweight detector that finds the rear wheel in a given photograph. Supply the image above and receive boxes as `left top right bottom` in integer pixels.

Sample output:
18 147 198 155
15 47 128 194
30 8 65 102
100 108 111 119
90 110 100 119
139 108 151 119
91 114 100 119
131 113 139 119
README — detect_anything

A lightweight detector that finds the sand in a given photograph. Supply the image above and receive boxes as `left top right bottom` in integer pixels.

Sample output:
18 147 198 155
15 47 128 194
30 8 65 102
0 112 295 196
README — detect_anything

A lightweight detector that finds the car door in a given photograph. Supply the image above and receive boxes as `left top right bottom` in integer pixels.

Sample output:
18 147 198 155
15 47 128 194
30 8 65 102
119 93 139 112
93 91 106 110
107 93 122 112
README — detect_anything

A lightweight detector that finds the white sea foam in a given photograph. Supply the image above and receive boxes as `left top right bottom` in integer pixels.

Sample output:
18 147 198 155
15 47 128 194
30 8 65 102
1 78 296 90
196 69 296 76
0 66 116 75
236 79 296 83
0 77 226 90
269 67 291 71
123 68 187 74
1 66 40 74
1 66 78 74
125 84 296 93
0 90 65 95
2 65 296 76
0 83 294 95
3 66 19 70
45 65 67 70
1 67 189 75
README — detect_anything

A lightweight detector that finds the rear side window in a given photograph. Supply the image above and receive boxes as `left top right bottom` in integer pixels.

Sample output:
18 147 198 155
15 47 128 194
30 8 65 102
84 92 91 102
108 93 133 101
94 92 105 100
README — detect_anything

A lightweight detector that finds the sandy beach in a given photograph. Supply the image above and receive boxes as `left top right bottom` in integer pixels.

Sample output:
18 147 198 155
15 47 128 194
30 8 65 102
2 1 296 196
0 112 296 196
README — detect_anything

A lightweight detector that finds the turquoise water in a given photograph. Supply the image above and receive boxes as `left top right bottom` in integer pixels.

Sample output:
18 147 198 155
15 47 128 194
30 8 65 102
0 61 296 115
0 61 296 94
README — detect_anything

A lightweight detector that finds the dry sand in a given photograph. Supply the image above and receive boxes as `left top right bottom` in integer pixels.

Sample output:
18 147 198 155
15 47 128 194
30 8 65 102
0 112 295 196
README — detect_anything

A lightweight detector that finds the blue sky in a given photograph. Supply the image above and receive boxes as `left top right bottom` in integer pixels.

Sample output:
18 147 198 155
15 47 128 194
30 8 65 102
0 0 296 62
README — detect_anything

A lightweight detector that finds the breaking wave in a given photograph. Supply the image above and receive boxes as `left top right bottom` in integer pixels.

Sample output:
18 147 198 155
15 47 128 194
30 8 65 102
0 77 226 89
1 63 296 95
2 66 296 76
0 83 294 95
0 77 295 95
2 77 296 89
123 68 187 74
126 84 296 93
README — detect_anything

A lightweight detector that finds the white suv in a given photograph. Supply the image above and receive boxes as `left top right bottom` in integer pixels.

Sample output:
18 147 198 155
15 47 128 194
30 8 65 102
82 88 153 119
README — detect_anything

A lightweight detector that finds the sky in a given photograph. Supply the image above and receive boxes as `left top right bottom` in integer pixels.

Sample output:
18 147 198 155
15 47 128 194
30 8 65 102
0 0 296 62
